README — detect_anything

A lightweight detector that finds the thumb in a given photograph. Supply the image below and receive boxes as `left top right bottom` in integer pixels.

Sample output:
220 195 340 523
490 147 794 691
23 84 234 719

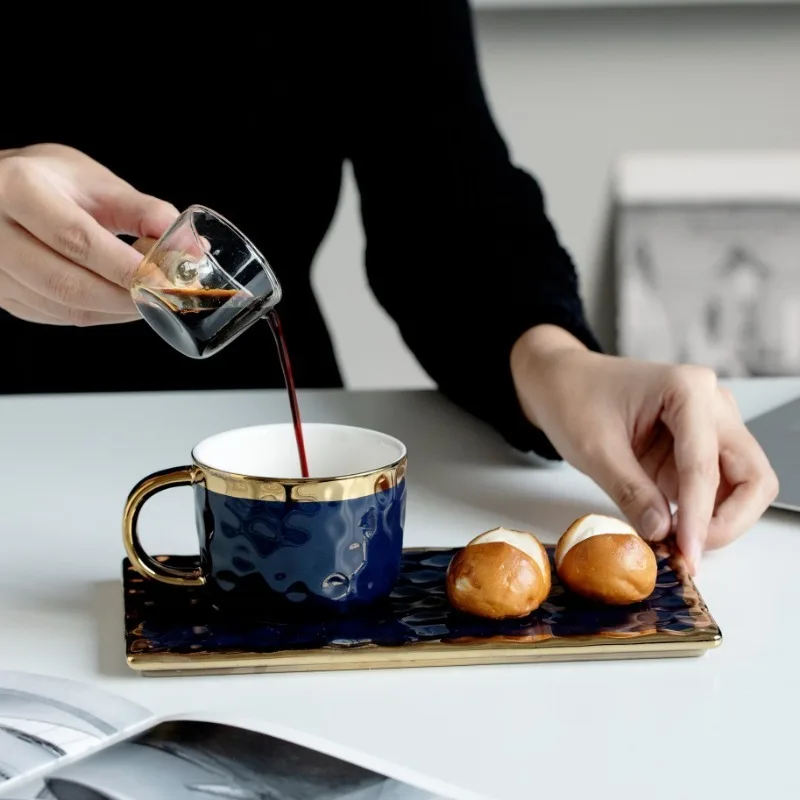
94 187 180 241
584 439 672 542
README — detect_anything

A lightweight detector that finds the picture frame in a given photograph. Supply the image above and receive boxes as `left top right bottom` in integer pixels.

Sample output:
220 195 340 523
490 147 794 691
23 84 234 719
615 151 800 377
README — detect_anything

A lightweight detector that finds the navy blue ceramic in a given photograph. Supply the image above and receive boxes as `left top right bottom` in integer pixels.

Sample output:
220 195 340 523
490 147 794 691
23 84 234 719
123 423 407 617
194 477 406 616
123 543 722 674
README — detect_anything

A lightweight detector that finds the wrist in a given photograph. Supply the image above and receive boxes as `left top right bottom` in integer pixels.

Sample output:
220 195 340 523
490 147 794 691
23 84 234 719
510 324 590 429
512 323 588 363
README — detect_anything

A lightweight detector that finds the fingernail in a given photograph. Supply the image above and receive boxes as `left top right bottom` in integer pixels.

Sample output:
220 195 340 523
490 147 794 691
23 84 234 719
641 507 666 540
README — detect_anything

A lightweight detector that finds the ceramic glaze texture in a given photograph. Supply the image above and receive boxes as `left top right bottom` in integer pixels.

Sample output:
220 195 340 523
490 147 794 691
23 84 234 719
125 545 720 664
194 479 406 615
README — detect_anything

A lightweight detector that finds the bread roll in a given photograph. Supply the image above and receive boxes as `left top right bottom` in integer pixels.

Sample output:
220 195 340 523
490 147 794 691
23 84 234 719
555 514 657 605
446 527 551 619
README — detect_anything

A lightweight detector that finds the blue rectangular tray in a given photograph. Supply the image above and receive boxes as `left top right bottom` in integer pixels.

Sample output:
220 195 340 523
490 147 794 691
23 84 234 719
123 544 721 676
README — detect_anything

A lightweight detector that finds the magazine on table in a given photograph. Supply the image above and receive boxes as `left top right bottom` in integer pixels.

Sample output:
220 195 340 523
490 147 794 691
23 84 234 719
0 670 484 800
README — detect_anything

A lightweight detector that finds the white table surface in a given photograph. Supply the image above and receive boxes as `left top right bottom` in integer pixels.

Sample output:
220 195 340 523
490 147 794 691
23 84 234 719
1 379 799 800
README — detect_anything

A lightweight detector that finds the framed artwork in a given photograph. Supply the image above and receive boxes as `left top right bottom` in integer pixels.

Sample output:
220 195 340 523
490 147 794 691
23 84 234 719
615 152 800 377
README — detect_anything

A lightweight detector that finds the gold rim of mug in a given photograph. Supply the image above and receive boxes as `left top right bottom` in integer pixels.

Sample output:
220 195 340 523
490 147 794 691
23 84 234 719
194 455 408 503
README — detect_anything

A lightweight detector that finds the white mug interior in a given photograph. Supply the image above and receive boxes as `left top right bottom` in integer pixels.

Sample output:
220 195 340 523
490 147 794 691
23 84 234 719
192 423 406 480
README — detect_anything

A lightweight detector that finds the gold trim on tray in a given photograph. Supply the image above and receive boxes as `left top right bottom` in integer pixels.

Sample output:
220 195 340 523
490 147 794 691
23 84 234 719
198 457 407 503
128 636 721 677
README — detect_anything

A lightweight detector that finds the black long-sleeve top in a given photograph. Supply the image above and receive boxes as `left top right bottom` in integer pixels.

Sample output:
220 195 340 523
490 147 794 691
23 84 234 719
1 1 599 458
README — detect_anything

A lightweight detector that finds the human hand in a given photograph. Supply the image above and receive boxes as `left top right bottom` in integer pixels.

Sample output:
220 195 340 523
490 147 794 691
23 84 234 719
511 325 779 574
0 144 178 326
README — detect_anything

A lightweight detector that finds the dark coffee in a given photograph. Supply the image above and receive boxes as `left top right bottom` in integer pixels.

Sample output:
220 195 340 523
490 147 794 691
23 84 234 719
133 286 252 359
160 287 242 306
133 286 310 478
267 309 309 478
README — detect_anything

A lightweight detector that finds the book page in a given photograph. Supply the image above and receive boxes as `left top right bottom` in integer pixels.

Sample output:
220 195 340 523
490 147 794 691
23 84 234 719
0 670 151 797
4 711 487 800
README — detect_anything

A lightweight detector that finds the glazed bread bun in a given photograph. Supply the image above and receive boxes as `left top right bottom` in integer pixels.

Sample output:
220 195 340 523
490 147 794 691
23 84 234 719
555 514 657 605
446 527 552 619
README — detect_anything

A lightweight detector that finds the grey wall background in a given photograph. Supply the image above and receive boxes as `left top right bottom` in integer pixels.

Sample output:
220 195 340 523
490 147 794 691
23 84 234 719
310 3 800 389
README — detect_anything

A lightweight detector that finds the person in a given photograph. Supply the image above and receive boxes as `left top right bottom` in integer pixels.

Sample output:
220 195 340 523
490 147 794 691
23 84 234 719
0 2 776 575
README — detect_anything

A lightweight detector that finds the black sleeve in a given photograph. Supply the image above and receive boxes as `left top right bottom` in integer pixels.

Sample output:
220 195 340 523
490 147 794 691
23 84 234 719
347 0 602 460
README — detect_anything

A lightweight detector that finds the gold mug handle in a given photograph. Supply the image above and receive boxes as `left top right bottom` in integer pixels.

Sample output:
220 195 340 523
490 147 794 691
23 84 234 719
122 466 206 587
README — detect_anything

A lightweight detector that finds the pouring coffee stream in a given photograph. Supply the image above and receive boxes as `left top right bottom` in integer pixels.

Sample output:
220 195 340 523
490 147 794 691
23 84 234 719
130 219 310 478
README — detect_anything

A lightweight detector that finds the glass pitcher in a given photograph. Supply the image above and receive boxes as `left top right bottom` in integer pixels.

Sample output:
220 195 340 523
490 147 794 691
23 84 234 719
131 205 281 359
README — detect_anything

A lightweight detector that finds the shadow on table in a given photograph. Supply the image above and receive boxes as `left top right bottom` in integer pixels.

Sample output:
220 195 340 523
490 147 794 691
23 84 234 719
5 579 90 615
92 579 132 679
764 505 800 527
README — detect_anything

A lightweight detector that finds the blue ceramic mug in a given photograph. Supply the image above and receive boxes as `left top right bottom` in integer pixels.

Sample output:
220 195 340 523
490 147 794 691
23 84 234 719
123 423 407 617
